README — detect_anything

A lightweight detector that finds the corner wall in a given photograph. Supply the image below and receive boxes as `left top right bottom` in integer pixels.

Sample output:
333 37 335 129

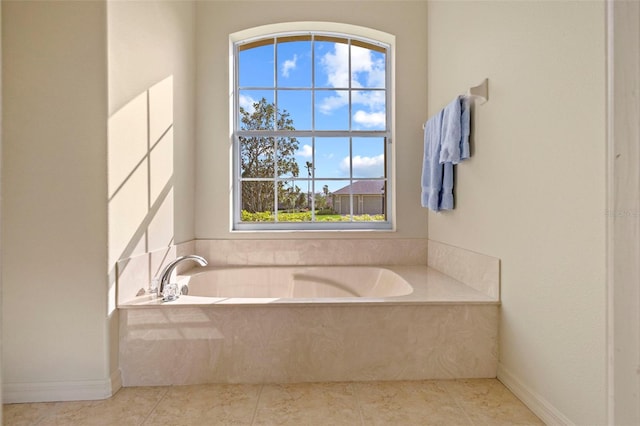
427 1 607 424
108 0 196 247
107 0 196 381
608 0 640 423
0 0 4 415
2 1 113 402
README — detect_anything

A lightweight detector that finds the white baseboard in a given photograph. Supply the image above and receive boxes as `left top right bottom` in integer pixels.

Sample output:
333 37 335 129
497 362 573 425
109 368 123 396
3 369 122 404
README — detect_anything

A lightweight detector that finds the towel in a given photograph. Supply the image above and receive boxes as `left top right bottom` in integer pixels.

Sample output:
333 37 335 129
439 97 462 164
440 96 471 164
460 97 471 160
421 96 471 212
421 110 444 211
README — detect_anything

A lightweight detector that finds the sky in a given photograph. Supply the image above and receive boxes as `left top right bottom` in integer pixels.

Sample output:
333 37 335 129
238 37 387 193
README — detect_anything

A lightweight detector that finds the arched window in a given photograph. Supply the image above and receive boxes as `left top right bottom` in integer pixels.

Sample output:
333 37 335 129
232 26 393 230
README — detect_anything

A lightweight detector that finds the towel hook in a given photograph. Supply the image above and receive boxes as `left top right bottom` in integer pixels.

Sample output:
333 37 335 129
465 78 488 104
422 79 488 129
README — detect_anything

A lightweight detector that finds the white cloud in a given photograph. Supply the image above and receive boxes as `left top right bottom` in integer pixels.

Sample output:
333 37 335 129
353 110 386 128
281 54 298 78
239 94 256 114
351 45 385 88
317 91 349 115
319 43 350 88
317 43 386 115
296 144 313 157
340 154 385 177
353 90 385 109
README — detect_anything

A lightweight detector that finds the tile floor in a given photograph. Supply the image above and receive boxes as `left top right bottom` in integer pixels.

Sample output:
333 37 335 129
3 379 544 426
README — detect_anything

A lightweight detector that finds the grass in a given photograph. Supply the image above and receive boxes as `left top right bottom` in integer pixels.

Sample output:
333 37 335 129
241 210 385 222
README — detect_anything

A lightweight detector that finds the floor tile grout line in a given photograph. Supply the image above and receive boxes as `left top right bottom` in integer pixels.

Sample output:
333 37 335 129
249 383 264 425
140 386 170 426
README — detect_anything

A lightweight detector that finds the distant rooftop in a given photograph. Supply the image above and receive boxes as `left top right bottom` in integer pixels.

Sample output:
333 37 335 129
332 180 385 195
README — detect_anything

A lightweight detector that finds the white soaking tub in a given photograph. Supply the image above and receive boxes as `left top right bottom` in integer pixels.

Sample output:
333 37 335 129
181 266 413 299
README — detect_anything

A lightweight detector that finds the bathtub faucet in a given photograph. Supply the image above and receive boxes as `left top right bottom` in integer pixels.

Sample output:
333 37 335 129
158 255 208 301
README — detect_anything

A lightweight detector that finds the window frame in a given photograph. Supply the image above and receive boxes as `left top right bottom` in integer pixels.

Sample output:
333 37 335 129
231 27 394 232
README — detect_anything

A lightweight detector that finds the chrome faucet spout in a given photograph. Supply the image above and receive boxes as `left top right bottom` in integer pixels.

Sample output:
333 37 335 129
158 255 208 300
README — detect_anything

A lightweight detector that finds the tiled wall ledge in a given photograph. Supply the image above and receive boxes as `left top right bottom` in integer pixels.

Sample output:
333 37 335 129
428 240 500 300
116 241 195 306
194 238 428 266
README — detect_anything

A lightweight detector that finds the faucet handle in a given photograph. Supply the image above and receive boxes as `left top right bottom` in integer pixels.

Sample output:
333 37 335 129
148 278 159 298
162 282 180 302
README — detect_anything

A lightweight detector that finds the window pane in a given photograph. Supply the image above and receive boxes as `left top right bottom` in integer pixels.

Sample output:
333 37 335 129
277 90 311 130
352 137 385 178
314 179 340 217
356 179 386 219
277 37 311 88
352 90 386 130
293 176 313 212
278 180 306 212
315 137 349 178
241 181 276 219
238 91 275 130
350 44 385 89
239 41 274 88
329 180 354 217
280 137 311 179
315 91 349 130
240 136 274 178
314 38 349 89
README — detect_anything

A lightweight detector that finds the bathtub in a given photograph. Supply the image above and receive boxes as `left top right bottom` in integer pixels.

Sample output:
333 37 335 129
121 265 496 307
119 264 499 386
181 266 413 299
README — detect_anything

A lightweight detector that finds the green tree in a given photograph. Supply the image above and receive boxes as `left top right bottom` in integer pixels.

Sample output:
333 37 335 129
239 98 299 213
281 183 302 212
304 161 313 208
315 192 328 210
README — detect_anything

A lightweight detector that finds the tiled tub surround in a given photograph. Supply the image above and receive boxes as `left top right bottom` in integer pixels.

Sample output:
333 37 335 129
117 238 500 387
119 304 498 387
428 239 501 300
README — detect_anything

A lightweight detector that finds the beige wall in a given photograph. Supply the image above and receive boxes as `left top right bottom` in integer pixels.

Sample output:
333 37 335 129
194 1 428 239
609 1 640 424
1 0 196 401
108 0 196 250
427 1 607 424
2 1 113 401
